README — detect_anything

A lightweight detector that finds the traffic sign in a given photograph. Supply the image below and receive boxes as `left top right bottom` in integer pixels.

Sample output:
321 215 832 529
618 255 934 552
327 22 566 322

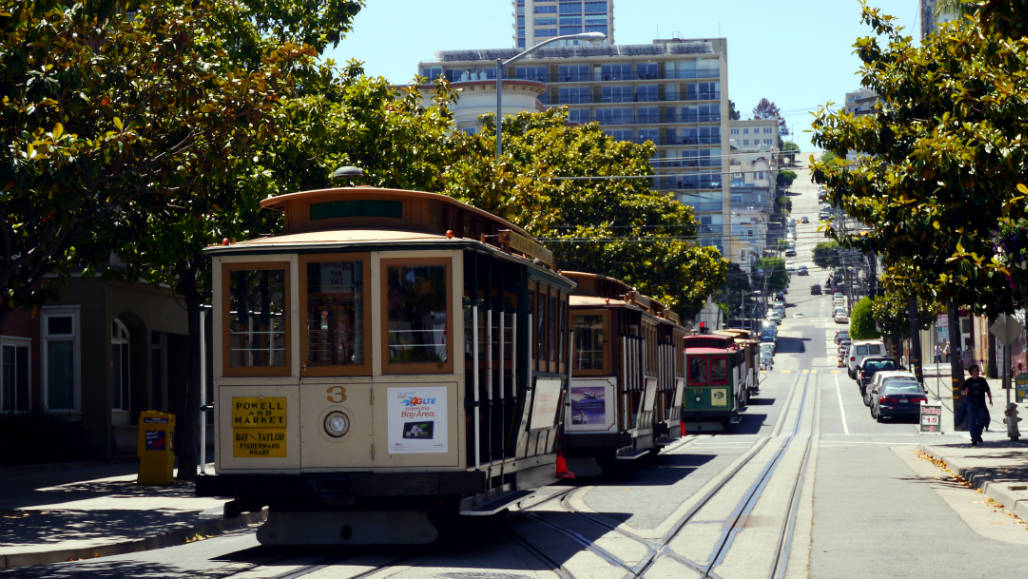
990 314 1024 344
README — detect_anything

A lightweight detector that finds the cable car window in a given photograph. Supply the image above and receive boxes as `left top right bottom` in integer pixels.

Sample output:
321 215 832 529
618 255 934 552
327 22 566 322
225 264 289 374
303 257 369 375
574 312 607 372
383 260 451 373
688 357 707 386
710 356 729 384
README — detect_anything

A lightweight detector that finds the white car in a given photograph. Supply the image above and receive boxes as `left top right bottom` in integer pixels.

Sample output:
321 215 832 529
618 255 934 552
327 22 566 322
786 261 796 274
847 339 886 379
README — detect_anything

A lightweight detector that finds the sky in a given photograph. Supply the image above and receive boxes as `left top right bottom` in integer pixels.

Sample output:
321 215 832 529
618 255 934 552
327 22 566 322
324 0 921 154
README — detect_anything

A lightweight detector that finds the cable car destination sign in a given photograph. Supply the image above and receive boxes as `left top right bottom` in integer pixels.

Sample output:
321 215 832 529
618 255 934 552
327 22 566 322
233 397 287 458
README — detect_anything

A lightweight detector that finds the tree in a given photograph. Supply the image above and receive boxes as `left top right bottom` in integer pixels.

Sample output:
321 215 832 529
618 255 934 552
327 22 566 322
0 0 363 321
849 296 880 340
446 107 727 320
752 98 782 120
781 141 800 166
729 99 741 121
812 241 844 270
776 170 797 190
755 257 788 294
810 3 1028 391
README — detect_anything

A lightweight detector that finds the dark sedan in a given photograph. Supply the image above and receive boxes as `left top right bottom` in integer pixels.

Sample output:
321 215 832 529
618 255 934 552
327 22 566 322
871 381 928 422
857 356 900 396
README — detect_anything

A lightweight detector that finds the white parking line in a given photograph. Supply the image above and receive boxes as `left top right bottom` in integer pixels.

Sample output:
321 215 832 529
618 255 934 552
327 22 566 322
834 373 850 435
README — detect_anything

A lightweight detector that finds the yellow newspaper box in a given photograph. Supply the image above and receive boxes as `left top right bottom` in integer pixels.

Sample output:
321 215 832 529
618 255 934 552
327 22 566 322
137 411 175 485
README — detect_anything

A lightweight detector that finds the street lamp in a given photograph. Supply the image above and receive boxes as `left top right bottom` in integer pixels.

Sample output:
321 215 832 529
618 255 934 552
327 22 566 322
496 31 606 159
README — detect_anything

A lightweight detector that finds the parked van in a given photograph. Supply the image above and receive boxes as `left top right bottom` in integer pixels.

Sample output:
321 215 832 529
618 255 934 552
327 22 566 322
847 339 886 379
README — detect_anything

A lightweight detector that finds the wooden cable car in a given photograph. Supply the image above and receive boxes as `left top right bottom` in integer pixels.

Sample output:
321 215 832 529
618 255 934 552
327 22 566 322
195 186 574 545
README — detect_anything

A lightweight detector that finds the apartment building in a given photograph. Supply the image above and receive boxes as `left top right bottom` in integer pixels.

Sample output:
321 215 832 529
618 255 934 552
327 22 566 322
514 0 614 49
419 37 733 255
728 118 780 267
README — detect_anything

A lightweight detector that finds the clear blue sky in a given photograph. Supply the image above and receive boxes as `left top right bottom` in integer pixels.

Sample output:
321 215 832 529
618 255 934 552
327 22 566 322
324 0 919 154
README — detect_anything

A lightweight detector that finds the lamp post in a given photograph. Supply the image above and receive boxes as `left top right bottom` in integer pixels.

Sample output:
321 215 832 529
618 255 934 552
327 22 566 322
496 31 605 159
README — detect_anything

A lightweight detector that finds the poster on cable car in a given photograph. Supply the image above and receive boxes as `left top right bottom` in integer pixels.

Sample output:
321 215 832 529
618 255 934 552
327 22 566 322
1016 373 1028 403
567 379 615 431
387 386 448 454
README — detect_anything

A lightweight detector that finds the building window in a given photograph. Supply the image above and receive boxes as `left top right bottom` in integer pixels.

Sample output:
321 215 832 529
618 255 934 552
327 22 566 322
534 17 556 26
559 1 583 15
584 1 608 14
558 86 591 104
637 62 658 80
111 318 130 414
558 64 590 82
1 337 30 413
568 108 591 124
534 4 557 13
637 128 660 144
515 65 548 82
600 62 632 81
43 307 80 412
536 27 557 36
636 85 658 102
637 106 659 124
601 85 633 103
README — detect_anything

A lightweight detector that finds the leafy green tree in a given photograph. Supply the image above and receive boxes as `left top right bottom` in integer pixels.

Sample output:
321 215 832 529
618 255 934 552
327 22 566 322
812 241 843 270
755 257 788 294
849 296 880 340
776 170 797 190
729 100 741 121
0 0 363 320
780 141 800 166
446 107 727 319
810 3 1028 387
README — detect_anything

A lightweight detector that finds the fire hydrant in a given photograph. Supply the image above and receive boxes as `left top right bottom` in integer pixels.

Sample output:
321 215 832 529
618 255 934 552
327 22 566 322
1003 403 1021 441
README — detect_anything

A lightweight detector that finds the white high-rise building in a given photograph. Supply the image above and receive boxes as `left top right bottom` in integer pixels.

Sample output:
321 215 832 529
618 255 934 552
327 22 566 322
514 0 613 49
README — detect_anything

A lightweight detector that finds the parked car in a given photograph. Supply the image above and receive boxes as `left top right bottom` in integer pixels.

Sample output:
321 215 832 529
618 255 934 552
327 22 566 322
800 216 810 224
857 356 901 396
871 381 928 422
786 261 797 273
785 247 797 257
810 284 822 295
847 339 886 379
834 310 849 324
864 370 917 406
798 265 809 276
834 330 850 344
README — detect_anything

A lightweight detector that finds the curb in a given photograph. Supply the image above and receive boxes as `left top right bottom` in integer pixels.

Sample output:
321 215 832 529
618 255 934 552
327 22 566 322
920 445 1028 523
0 509 267 570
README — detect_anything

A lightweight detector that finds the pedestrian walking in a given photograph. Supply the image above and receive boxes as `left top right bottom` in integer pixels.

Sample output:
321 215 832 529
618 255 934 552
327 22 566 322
961 364 992 445
943 341 950 363
933 344 942 364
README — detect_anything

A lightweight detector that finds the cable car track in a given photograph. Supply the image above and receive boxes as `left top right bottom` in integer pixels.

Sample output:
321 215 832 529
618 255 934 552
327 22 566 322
514 370 819 577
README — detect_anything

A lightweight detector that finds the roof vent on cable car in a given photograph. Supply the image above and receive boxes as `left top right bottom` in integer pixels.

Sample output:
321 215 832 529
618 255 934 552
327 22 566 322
331 165 364 186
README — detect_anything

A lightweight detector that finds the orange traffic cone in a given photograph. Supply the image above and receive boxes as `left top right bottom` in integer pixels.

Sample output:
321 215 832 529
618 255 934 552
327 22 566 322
555 452 575 480
681 421 687 437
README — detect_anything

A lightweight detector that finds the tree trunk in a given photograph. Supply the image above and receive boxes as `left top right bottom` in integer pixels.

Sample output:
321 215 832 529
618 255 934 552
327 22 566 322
908 296 923 383
948 301 966 431
176 264 202 481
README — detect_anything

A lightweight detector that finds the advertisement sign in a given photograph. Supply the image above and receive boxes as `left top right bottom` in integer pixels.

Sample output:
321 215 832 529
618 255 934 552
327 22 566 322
920 402 943 433
711 387 729 407
529 378 563 430
387 386 448 454
232 397 287 458
1016 373 1028 403
567 379 615 431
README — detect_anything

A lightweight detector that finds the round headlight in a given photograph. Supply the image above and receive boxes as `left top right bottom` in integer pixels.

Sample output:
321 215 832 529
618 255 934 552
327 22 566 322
324 411 350 438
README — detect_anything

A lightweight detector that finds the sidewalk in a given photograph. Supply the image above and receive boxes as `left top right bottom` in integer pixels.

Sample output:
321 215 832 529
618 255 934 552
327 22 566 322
917 362 1028 523
0 461 264 570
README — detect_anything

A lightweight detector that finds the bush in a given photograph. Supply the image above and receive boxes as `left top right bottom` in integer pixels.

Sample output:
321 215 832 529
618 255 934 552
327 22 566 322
849 297 880 340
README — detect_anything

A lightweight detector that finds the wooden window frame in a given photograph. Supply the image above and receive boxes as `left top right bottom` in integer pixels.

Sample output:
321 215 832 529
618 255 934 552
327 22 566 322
572 309 611 376
380 257 454 375
221 262 291 377
299 253 372 377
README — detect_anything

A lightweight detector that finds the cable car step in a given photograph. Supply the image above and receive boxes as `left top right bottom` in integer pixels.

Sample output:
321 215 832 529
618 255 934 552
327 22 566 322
616 448 651 460
459 490 533 516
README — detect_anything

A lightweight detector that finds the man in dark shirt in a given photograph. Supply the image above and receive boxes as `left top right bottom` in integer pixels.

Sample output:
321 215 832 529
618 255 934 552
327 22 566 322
961 364 992 445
